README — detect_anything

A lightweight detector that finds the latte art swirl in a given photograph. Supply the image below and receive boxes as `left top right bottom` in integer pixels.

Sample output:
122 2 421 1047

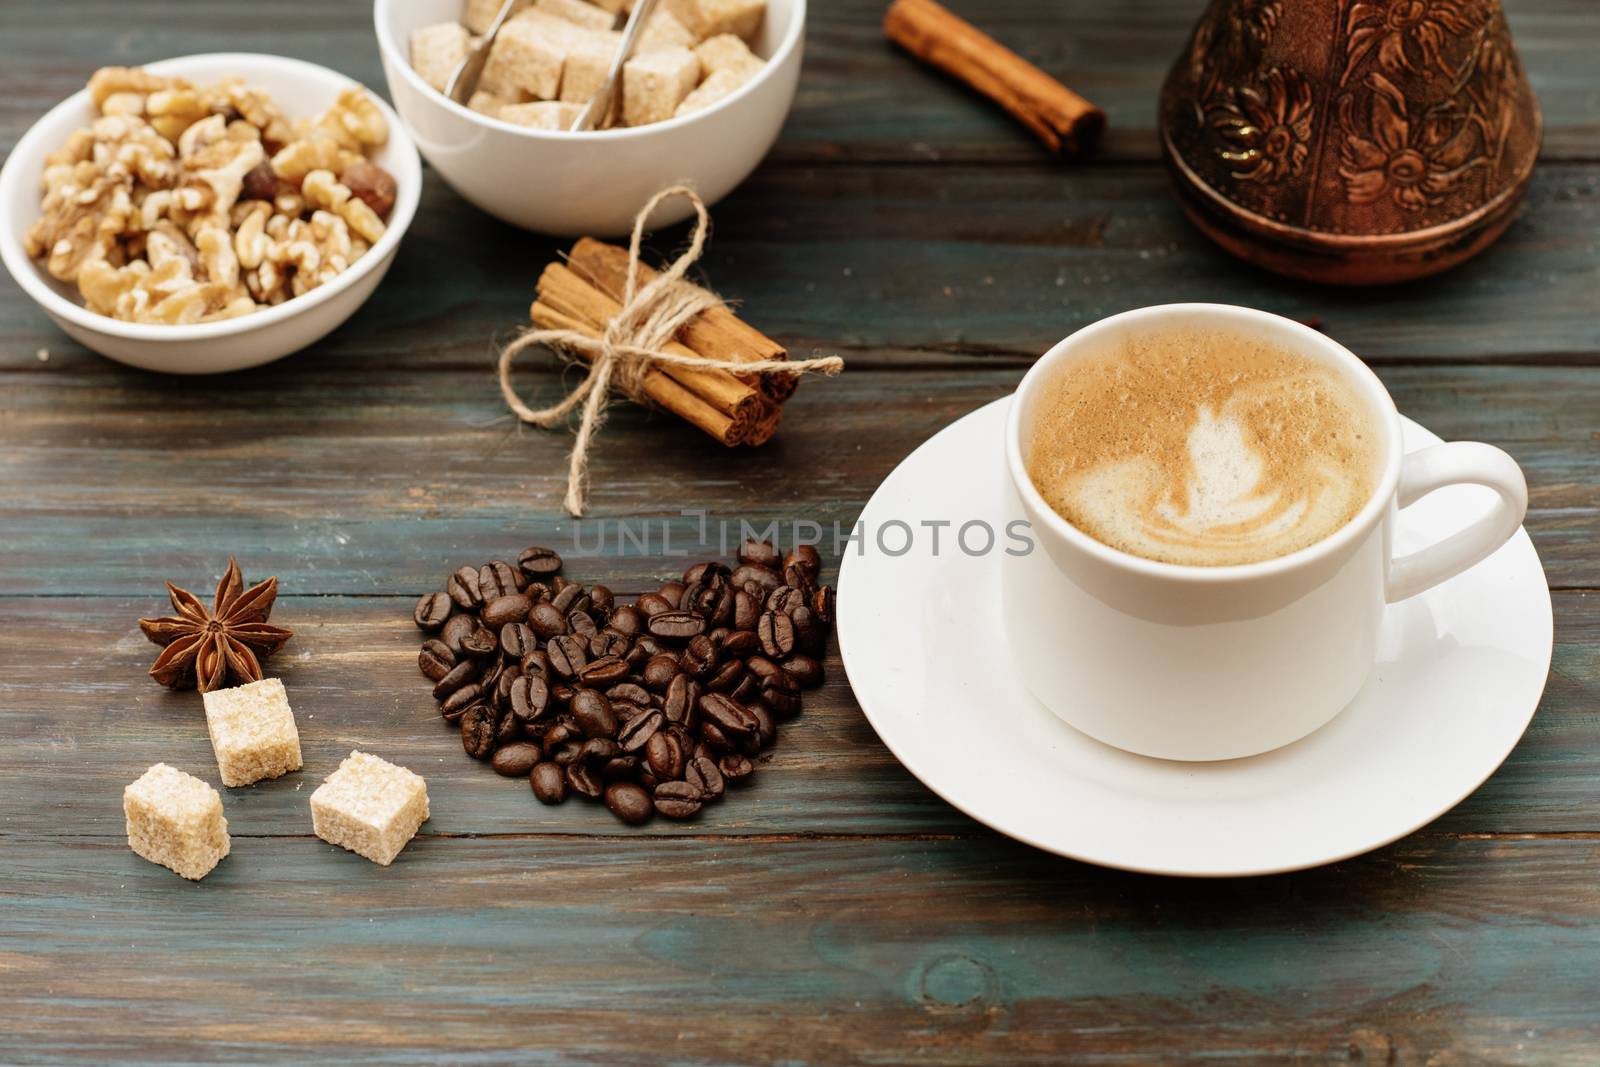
1025 328 1380 567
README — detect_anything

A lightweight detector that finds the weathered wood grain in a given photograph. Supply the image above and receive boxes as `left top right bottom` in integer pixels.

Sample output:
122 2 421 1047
0 367 1594 595
7 162 1596 375
5 833 1600 1065
1 0 1595 165
0 589 1590 839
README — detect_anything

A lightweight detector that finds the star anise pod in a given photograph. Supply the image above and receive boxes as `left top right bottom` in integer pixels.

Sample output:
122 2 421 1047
138 558 294 693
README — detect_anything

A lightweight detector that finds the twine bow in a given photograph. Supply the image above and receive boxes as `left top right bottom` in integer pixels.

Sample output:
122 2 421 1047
498 185 845 517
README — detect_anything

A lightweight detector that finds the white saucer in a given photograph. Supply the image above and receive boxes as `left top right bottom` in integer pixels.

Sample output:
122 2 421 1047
838 398 1553 877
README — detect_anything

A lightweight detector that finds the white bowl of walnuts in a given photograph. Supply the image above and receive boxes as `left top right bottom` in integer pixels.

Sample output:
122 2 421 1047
0 52 422 374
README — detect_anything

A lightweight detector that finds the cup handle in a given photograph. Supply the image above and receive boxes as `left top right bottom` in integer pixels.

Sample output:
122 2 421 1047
1385 442 1528 603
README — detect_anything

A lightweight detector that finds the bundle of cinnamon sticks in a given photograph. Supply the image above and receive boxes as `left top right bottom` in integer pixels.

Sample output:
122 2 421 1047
529 238 792 447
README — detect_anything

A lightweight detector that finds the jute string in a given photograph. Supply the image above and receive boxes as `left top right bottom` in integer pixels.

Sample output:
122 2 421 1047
497 185 844 517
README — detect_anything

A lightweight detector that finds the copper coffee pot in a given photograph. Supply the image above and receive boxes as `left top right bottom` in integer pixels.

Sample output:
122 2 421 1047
1159 0 1541 284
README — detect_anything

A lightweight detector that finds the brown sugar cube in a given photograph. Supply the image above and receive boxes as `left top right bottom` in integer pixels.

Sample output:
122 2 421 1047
500 100 584 129
694 32 762 76
536 0 617 31
638 9 695 52
310 750 429 866
465 0 531 35
124 763 231 881
411 21 473 92
663 0 765 42
622 46 700 126
202 677 302 788
469 89 513 115
480 14 579 100
675 64 758 116
558 30 624 106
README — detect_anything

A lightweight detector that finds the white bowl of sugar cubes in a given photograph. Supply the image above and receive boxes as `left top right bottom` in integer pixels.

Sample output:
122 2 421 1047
374 0 803 236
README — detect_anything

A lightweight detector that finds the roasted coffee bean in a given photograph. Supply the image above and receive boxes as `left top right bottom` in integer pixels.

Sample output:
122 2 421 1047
493 665 523 709
789 606 824 654
721 627 761 658
636 593 673 618
658 580 686 608
781 654 825 689
432 659 479 700
579 737 622 764
682 561 715 585
495 707 520 746
608 605 643 637
731 563 782 592
719 753 755 780
542 720 580 754
481 593 531 627
459 624 499 659
731 673 762 705
567 761 603 799
570 688 618 739
447 565 483 610
518 545 563 577
634 635 665 657
551 739 585 766
501 622 537 658
602 755 641 782
618 708 665 753
442 680 485 719
549 583 581 614
645 729 686 780
528 601 567 639
611 701 647 725
520 649 552 679
706 658 745 693
492 741 540 777
685 755 725 800
699 693 758 740
758 610 796 658
732 589 761 631
419 639 456 681
524 581 551 602
567 609 598 638
550 683 575 711
744 655 780 682
440 612 478 653
647 611 705 642
479 561 520 602
546 634 587 678
737 538 782 568
589 584 615 617
460 704 497 759
679 634 719 679
605 681 649 706
414 591 454 631
698 721 734 754
811 585 836 626
604 781 653 824
588 629 629 660
785 544 822 578
642 653 679 692
784 563 817 600
662 674 696 726
653 780 703 819
577 655 629 686
509 675 550 721
531 761 567 803
638 770 661 791
749 701 776 748
764 684 802 718
766 586 805 614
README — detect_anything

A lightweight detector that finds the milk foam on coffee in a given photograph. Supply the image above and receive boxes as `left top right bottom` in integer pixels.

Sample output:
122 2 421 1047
1025 326 1380 566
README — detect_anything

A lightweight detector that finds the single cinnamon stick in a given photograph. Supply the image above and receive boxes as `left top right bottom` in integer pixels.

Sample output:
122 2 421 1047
528 301 741 446
535 263 763 431
566 238 796 403
884 0 1105 157
744 400 783 446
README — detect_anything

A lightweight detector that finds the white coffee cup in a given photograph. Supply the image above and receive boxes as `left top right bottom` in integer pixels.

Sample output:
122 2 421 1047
1001 304 1528 761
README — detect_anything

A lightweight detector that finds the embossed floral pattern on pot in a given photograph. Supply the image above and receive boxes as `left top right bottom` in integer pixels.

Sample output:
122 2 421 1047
1337 72 1484 211
1208 66 1315 182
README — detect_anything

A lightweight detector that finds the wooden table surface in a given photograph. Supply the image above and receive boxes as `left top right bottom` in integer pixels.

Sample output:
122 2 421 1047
3 1 1598 1062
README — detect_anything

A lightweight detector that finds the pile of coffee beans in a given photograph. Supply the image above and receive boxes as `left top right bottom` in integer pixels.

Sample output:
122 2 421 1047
412 541 831 825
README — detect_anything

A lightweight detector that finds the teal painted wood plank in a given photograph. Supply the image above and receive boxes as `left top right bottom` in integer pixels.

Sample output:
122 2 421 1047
1 0 1595 164
6 163 1598 376
4 834 1600 1064
0 367 1593 596
0 589 1590 838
